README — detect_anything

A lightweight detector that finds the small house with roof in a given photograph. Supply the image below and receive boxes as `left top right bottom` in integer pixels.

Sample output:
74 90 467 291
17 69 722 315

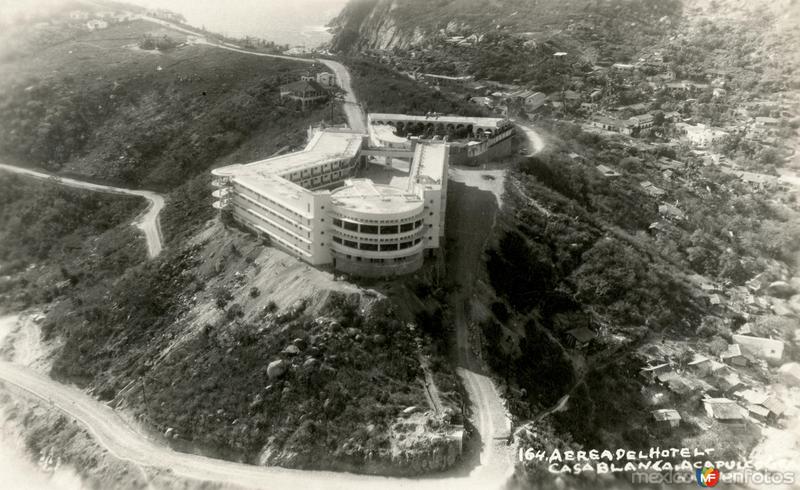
280 79 329 108
703 398 746 424
652 409 681 429
565 327 597 349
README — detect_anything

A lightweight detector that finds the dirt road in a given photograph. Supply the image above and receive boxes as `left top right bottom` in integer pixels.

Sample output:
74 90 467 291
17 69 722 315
140 14 366 133
190 40 366 133
0 17 545 487
0 163 164 258
0 360 517 490
443 122 548 485
513 120 546 155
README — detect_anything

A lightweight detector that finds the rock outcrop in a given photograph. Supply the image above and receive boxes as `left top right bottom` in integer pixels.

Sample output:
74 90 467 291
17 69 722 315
328 0 431 53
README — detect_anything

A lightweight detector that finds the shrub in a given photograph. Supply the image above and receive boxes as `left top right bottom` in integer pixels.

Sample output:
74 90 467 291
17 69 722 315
214 287 233 309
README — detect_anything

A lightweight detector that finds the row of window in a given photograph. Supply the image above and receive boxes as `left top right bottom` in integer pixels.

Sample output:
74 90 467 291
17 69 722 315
332 228 426 244
287 170 345 190
339 254 419 264
235 183 309 223
289 159 348 179
332 218 423 235
332 236 422 251
236 193 309 235
234 205 311 256
327 210 423 225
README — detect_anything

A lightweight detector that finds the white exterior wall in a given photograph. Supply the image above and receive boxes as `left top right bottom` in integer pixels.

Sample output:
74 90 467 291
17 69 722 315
310 192 332 265
214 120 456 276
230 181 317 261
316 72 337 87
422 187 442 248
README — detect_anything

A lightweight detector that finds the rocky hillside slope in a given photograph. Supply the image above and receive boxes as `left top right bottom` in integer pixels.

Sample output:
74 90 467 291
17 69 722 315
329 0 799 87
329 0 682 59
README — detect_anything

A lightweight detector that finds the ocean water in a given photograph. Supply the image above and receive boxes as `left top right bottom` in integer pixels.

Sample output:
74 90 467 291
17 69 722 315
129 0 349 47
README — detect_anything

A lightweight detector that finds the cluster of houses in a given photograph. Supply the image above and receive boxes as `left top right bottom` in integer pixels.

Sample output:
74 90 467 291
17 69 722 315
641 332 798 431
588 113 656 136
62 6 189 32
66 9 138 31
279 72 338 108
640 267 800 434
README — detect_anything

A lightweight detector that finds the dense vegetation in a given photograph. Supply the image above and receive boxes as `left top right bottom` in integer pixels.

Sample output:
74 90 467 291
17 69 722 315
0 19 336 190
662 5 800 91
345 57 488 116
331 0 683 82
483 121 799 461
42 220 457 473
137 294 430 470
159 174 215 245
0 174 145 309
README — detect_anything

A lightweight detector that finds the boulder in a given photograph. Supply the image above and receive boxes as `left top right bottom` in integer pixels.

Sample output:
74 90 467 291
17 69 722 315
282 344 300 356
249 394 264 409
767 281 796 299
779 362 800 386
788 295 800 315
292 337 307 350
402 405 419 415
267 359 287 379
770 299 795 317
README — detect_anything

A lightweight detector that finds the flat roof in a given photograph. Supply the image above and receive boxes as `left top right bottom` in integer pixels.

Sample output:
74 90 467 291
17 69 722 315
370 124 409 146
212 130 364 212
330 179 422 214
213 118 450 217
214 130 362 179
409 143 447 190
369 113 508 129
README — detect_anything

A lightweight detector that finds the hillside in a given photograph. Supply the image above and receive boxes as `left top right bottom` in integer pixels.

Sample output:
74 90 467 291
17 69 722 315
0 3 468 479
329 1 800 488
0 173 146 310
329 0 800 88
0 4 339 191
329 0 682 59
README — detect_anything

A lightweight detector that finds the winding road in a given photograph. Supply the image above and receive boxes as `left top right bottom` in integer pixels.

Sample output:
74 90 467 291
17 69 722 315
0 19 548 490
191 42 366 133
0 359 512 489
513 119 546 155
0 163 165 258
142 14 366 133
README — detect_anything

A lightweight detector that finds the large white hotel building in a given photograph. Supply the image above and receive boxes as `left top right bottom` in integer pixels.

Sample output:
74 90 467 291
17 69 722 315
212 113 509 276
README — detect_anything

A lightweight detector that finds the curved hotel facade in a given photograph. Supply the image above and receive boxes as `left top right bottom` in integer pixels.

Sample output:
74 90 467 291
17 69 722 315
212 117 455 276
212 113 509 276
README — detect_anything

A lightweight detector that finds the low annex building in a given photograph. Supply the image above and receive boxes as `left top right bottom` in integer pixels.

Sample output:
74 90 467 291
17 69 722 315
279 79 329 107
212 115 455 277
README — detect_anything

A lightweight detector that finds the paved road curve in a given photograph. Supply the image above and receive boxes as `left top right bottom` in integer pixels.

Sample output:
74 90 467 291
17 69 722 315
0 163 164 258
